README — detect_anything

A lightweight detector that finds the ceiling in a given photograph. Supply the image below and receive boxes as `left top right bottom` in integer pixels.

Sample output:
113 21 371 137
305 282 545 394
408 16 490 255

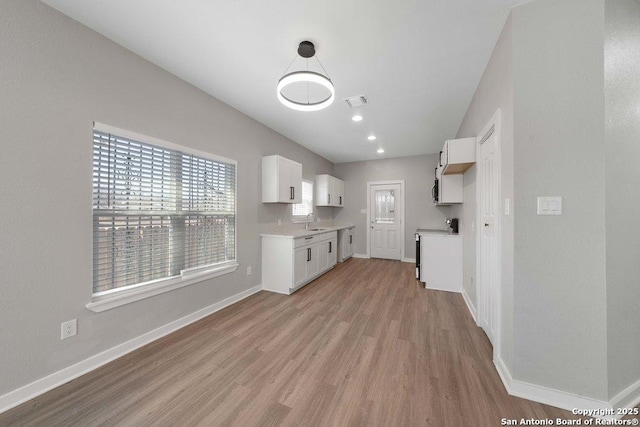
41 0 522 163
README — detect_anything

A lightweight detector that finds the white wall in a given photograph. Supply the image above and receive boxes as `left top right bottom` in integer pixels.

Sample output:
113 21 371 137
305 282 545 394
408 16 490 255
452 15 514 369
333 154 454 259
604 0 640 400
456 0 640 406
512 0 608 400
0 0 333 397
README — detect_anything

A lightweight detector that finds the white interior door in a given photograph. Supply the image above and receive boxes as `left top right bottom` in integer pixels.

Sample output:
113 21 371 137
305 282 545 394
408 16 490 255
479 129 500 345
370 184 402 260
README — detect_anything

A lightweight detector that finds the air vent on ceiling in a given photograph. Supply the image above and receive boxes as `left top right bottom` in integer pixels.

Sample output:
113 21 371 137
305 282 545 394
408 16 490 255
344 95 368 108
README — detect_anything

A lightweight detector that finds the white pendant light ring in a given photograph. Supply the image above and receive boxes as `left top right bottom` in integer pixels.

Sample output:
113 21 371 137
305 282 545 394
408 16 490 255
277 71 335 112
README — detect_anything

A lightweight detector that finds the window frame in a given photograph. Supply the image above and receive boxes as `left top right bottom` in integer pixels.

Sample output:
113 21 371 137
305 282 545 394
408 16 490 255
87 122 239 312
291 179 314 222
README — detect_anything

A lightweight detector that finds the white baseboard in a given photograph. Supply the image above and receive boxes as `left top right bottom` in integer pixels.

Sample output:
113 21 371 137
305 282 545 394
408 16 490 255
0 284 263 415
260 285 290 295
494 357 614 419
461 288 477 323
353 253 369 259
610 376 640 412
401 257 416 263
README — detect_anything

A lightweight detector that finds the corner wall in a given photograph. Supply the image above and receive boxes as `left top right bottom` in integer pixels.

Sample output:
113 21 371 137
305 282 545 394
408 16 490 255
0 0 333 398
604 0 640 402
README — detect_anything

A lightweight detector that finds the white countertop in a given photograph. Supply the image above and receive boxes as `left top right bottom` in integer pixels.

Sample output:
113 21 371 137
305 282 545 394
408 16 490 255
261 224 355 239
416 228 461 236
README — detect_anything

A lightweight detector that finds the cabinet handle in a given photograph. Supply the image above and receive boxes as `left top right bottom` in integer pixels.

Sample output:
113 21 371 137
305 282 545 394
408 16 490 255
307 247 311 262
439 151 443 167
293 187 295 200
305 236 313 240
328 194 330 204
339 196 342 205
290 186 294 200
350 235 352 244
329 242 332 253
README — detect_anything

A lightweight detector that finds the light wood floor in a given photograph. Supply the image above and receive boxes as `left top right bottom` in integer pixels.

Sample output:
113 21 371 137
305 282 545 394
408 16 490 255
0 259 613 426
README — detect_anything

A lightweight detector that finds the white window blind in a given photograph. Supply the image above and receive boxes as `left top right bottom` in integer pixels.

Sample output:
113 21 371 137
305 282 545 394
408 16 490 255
92 129 236 296
292 181 314 217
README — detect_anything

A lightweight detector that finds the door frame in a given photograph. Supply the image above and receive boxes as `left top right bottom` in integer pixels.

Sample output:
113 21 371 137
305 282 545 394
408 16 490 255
366 180 405 260
475 108 502 362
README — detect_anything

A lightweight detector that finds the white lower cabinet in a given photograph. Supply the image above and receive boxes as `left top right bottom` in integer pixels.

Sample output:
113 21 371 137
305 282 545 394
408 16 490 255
337 227 354 262
419 233 462 293
262 231 337 295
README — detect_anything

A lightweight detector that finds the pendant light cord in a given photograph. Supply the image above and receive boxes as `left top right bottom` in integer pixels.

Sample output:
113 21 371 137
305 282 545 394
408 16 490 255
316 56 331 80
281 55 298 76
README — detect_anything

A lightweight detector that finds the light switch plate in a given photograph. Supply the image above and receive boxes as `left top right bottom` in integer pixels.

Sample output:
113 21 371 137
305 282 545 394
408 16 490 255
537 196 562 215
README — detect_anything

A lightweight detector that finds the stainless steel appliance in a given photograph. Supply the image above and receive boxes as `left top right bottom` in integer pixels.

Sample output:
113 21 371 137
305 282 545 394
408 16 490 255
415 233 421 280
431 167 439 204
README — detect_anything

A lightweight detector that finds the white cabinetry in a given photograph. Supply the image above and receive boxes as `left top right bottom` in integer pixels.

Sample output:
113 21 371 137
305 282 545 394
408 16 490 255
262 155 302 203
262 231 338 295
441 137 476 175
433 137 475 205
315 174 344 207
419 233 462 293
338 226 354 262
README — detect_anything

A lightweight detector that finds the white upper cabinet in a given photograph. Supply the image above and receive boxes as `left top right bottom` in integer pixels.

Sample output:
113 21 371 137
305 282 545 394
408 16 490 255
441 137 476 175
262 155 302 203
315 174 344 207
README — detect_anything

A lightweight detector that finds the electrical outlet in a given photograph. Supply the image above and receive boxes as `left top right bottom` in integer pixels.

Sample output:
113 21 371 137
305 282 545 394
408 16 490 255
61 319 77 340
247 266 252 276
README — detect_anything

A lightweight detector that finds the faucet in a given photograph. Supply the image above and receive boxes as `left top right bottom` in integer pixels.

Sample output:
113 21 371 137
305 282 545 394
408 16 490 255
305 213 315 230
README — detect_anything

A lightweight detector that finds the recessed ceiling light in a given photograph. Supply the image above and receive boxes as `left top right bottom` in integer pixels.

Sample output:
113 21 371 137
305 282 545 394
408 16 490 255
377 148 384 154
352 115 363 122
368 135 377 141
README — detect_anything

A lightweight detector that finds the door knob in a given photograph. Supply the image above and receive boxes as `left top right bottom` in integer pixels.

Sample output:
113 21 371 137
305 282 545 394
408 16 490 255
484 223 489 227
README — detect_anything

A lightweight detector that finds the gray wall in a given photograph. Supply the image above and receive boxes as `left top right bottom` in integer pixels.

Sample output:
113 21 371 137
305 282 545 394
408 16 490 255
333 154 454 259
605 0 640 400
512 0 608 400
0 1 333 396
452 14 514 369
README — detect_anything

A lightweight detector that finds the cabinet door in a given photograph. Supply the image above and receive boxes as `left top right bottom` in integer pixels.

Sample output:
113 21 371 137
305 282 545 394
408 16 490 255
294 247 308 287
334 179 344 207
277 157 291 203
317 241 329 272
307 245 320 278
315 175 330 206
328 238 337 266
290 160 302 203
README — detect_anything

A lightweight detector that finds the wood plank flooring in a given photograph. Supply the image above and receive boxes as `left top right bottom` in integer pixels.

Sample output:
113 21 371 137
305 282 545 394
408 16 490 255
0 259 619 426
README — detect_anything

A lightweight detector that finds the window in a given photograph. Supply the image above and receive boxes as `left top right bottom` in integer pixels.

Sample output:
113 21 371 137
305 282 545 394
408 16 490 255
292 180 314 219
92 124 237 302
